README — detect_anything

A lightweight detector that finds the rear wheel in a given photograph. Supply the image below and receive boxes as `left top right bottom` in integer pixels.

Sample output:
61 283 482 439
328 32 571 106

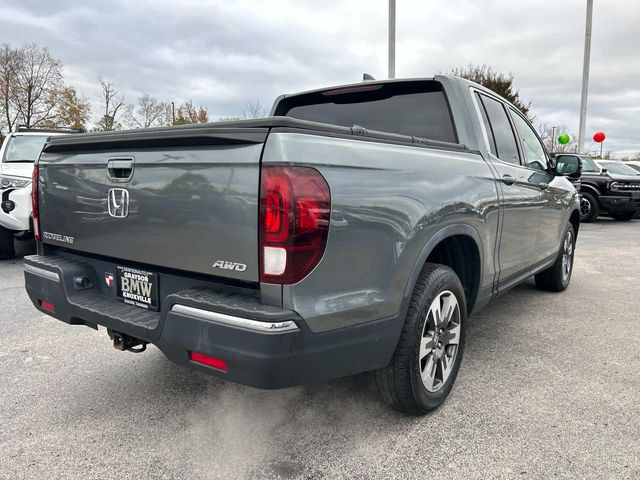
535 223 575 292
0 226 15 260
375 264 466 415
579 192 599 222
610 212 636 221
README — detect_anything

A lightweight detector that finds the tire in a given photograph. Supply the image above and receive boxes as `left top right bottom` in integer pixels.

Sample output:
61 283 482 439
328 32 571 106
610 212 636 221
535 223 576 292
579 192 599 223
0 226 16 260
375 264 467 415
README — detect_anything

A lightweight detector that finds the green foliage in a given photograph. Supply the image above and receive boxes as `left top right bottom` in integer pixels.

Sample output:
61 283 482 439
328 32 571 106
93 114 122 132
449 64 532 121
174 100 208 125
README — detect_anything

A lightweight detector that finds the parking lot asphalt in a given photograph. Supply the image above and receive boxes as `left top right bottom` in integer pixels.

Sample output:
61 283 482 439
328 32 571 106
1 219 639 480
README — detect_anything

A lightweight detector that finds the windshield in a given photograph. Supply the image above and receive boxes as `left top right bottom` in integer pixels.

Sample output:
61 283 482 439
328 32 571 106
581 156 600 172
2 135 48 163
599 161 640 176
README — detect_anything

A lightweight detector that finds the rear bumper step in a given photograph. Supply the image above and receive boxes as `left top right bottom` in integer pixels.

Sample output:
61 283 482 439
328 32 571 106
170 304 299 333
24 254 401 389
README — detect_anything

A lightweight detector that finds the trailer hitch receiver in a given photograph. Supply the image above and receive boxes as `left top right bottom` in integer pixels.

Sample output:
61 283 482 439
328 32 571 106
113 332 147 353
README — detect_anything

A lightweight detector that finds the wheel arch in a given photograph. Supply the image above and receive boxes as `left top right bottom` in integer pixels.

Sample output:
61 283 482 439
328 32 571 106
403 224 484 316
569 208 580 237
579 184 601 200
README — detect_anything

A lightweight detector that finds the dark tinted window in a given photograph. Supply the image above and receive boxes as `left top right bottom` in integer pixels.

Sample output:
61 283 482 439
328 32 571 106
275 81 457 143
475 93 497 155
479 94 520 164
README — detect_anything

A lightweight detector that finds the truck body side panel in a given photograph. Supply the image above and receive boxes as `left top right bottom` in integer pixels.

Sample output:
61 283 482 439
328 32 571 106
262 131 500 333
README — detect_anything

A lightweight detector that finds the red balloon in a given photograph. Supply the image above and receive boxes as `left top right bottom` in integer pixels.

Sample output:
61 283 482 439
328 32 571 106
593 131 606 143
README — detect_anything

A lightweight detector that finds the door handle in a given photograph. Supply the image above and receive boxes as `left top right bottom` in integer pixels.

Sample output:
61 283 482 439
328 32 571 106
539 182 549 190
502 174 516 186
107 158 134 182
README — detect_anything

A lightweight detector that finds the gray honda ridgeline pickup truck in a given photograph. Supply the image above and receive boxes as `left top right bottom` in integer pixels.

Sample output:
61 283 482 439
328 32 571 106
24 76 581 414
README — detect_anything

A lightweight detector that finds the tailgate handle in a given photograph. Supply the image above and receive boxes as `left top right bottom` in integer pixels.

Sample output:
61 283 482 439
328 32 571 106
107 158 134 182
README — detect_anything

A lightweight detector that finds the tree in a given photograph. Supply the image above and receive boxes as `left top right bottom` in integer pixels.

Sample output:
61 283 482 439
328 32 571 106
537 121 577 153
174 100 208 125
94 77 125 131
448 64 532 121
94 115 122 132
244 99 265 119
0 44 21 133
1 43 91 133
595 151 613 160
126 93 170 129
55 86 90 130
10 43 63 127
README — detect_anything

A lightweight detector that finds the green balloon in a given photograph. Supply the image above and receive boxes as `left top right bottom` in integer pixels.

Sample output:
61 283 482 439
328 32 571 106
558 133 571 145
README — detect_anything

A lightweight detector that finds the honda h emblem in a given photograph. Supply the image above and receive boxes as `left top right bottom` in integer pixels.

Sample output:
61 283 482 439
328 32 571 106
108 188 129 218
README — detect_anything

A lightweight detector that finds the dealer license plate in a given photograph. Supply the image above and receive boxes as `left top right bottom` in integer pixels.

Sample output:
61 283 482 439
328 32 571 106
116 266 159 311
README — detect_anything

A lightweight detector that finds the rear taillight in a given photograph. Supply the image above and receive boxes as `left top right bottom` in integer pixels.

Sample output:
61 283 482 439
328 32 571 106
189 351 228 372
259 166 330 284
39 299 55 313
31 166 40 241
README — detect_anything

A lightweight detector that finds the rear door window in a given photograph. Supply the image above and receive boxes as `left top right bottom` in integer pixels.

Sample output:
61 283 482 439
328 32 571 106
478 94 521 165
475 93 497 156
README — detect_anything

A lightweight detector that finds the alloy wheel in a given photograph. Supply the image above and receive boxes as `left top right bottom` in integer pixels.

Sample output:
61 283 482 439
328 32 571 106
580 197 591 219
561 229 574 283
419 290 461 392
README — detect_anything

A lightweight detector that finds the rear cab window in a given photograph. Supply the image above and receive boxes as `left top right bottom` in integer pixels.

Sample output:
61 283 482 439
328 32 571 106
273 80 458 143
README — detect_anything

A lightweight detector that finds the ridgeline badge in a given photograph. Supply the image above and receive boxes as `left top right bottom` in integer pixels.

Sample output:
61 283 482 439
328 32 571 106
42 232 75 244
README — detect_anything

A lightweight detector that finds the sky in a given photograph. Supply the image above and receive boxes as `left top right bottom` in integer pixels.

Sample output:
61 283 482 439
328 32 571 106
1 0 638 157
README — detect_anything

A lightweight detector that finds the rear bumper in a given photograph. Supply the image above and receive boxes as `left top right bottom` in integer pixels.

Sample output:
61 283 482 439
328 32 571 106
24 254 400 389
599 195 640 213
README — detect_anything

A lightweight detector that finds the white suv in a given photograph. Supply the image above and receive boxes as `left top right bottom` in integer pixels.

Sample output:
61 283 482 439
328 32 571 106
0 127 81 258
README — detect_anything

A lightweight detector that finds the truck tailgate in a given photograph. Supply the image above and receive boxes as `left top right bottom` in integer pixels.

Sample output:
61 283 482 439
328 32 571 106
38 128 267 282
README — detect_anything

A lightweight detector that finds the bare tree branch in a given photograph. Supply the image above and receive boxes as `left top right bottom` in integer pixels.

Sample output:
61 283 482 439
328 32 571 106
126 93 171 129
244 99 265 119
95 77 126 131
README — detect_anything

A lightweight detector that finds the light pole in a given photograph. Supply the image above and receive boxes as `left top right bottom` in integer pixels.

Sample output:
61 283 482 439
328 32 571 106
551 126 557 152
577 0 593 153
171 101 176 125
388 0 396 79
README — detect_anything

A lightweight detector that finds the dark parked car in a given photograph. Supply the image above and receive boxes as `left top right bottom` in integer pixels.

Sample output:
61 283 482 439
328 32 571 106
556 154 640 222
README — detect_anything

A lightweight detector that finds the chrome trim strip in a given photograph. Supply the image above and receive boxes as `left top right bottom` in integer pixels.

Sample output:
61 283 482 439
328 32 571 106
171 304 299 334
24 264 60 283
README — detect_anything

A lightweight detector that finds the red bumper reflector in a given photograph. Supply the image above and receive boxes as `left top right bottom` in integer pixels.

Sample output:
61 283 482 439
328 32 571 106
189 351 228 372
39 300 56 313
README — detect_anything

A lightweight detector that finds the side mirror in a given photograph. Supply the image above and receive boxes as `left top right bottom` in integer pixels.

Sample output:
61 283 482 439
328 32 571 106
555 155 582 179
